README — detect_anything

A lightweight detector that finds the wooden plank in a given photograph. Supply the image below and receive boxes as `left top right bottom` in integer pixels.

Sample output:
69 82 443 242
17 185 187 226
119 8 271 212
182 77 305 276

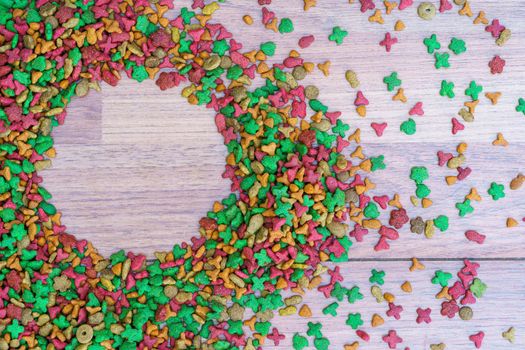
266 260 525 349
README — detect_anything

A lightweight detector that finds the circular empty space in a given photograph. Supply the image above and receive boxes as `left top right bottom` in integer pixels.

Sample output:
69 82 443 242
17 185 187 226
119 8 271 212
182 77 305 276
42 77 230 257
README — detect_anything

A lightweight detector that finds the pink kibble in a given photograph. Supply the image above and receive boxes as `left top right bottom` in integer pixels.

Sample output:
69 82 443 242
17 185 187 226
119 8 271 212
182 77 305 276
298 35 315 49
465 230 486 244
371 122 388 137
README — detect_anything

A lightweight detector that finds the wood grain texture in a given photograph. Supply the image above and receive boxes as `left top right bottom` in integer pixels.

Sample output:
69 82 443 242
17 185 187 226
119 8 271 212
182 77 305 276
39 0 524 348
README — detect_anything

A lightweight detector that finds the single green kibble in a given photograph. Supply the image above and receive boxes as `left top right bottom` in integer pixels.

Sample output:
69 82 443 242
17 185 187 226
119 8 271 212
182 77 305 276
364 202 380 219
278 18 294 34
400 118 416 135
434 215 449 232
423 34 441 54
449 37 466 54
292 333 309 350
431 270 453 287
383 72 402 91
434 52 450 69
487 182 505 200
345 313 363 329
410 166 429 184
328 26 348 45
440 80 455 98
260 41 276 56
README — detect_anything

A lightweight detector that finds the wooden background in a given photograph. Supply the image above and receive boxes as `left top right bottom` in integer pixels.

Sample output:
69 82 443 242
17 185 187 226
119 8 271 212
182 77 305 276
42 0 524 349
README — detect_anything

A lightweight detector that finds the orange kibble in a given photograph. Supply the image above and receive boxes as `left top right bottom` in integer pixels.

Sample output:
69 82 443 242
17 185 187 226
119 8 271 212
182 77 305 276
393 88 407 103
458 2 473 17
383 292 395 303
303 62 315 72
348 128 361 143
243 15 253 25
384 1 398 14
436 286 452 300
304 0 316 10
368 10 384 24
371 313 384 327
298 304 312 317
344 342 360 350
388 193 403 208
464 100 479 114
317 60 331 76
485 92 501 105
474 11 489 24
410 257 425 272
394 20 406 31
492 132 509 147
401 281 412 293
446 176 457 185
421 198 433 208
507 217 519 227
466 188 482 202
457 142 468 154
356 105 367 117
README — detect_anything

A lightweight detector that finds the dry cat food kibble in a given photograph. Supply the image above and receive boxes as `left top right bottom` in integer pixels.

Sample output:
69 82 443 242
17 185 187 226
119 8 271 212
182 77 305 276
0 0 521 349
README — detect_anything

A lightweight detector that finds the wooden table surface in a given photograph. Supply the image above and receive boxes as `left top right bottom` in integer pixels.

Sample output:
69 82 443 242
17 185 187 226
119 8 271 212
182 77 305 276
42 1 524 349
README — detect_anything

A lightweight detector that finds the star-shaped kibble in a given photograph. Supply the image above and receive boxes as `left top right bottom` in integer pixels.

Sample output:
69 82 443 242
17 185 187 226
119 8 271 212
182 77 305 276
424 34 441 54
346 313 364 329
383 72 402 91
456 199 474 217
449 37 466 54
431 270 453 287
435 52 450 69
329 26 348 45
440 80 455 98
465 80 483 100
487 182 505 200
380 32 398 52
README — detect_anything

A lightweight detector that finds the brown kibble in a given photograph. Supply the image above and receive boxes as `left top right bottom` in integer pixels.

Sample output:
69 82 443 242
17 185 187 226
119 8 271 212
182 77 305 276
371 285 384 303
418 2 436 20
424 220 435 238
371 313 384 327
410 257 425 272
401 281 412 293
76 324 93 344
458 108 474 122
459 306 473 320
345 70 360 88
506 217 518 228
430 344 446 350
510 173 524 190
298 304 312 317
410 216 425 234
496 28 511 46
304 85 319 100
